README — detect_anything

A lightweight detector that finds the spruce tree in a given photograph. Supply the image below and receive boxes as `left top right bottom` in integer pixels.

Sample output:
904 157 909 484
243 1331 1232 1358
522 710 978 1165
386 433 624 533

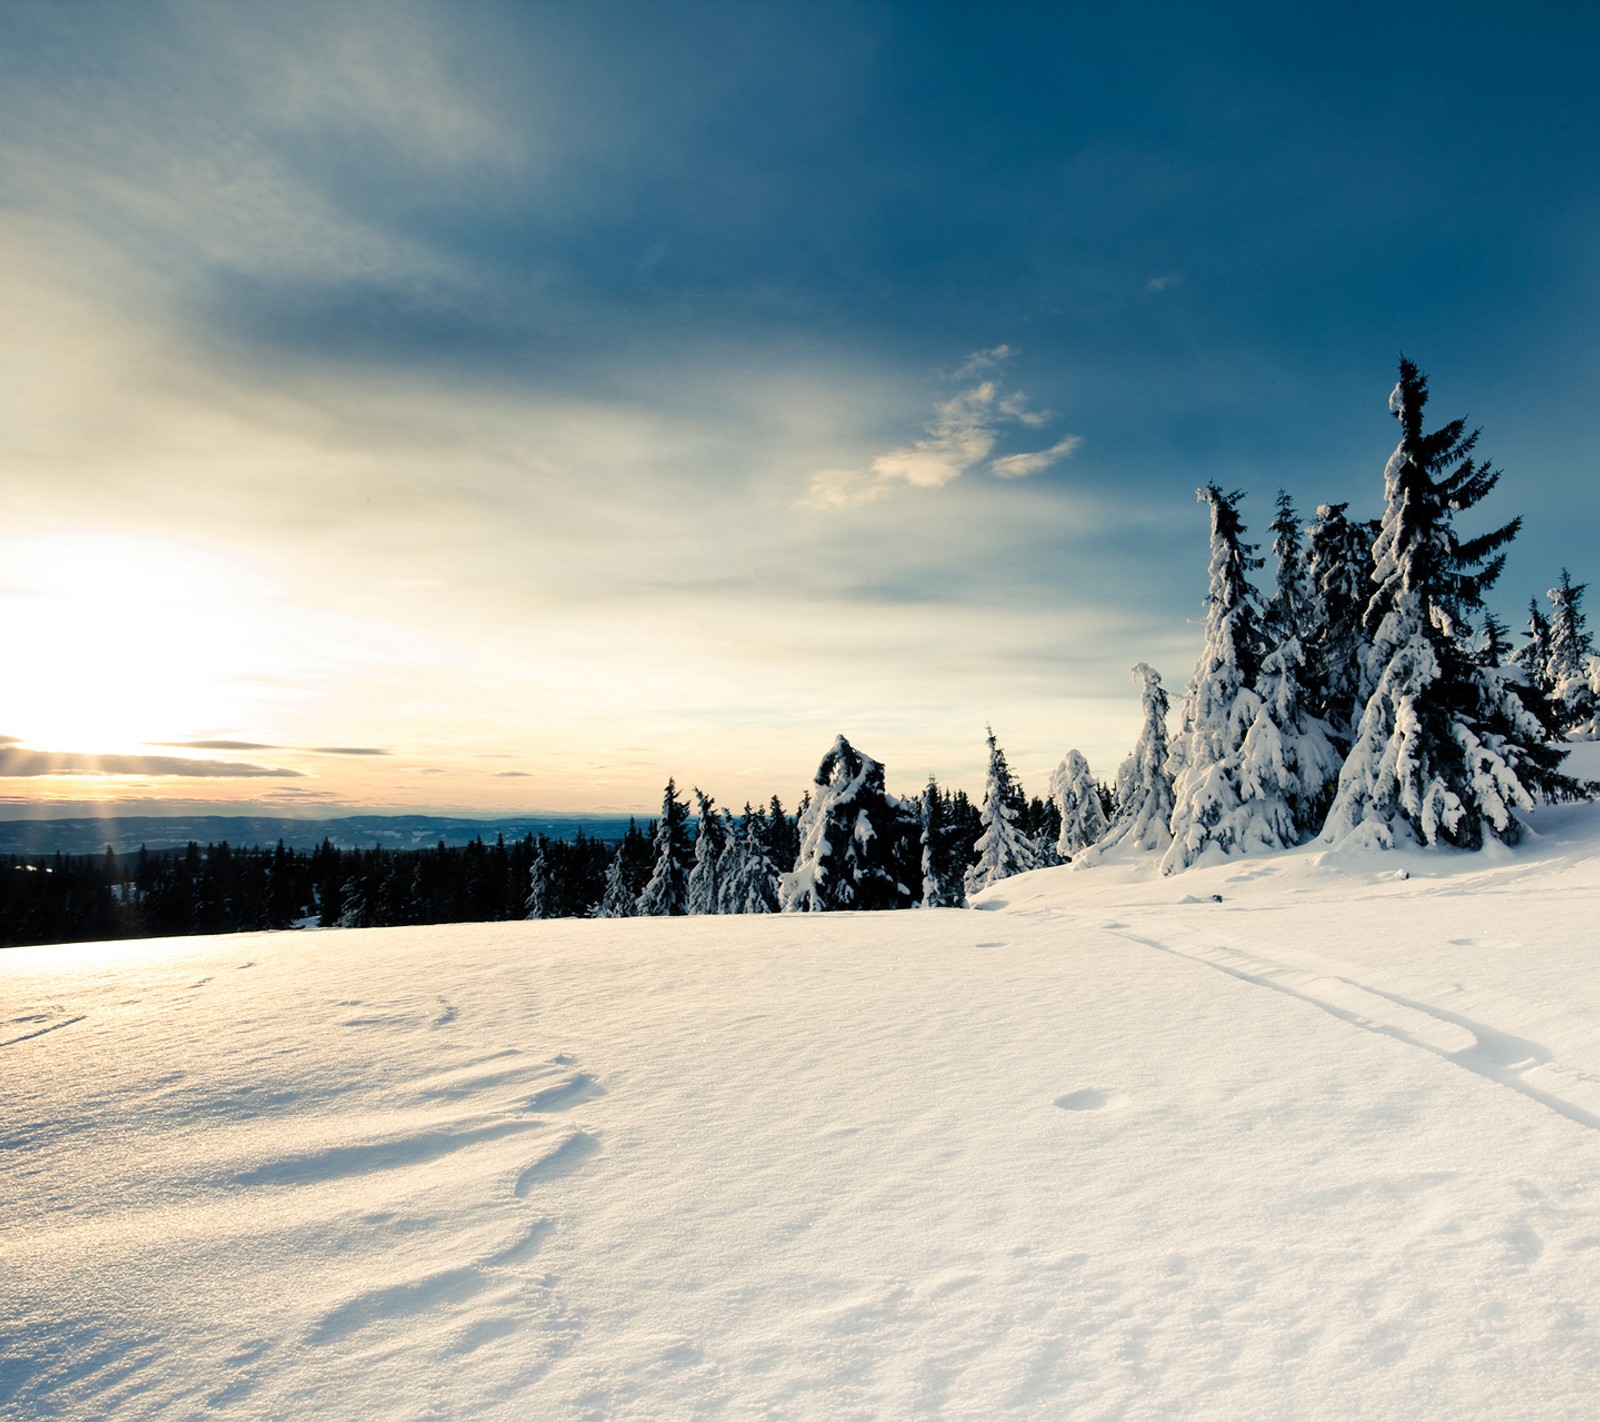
1086 663 1176 859
635 778 693 915
1304 501 1376 743
1162 485 1270 874
780 735 917 912
685 788 722 915
1049 750 1108 859
964 727 1039 895
918 778 965 907
1324 357 1573 849
524 838 552 920
594 845 635 918
724 805 781 914
1544 570 1595 735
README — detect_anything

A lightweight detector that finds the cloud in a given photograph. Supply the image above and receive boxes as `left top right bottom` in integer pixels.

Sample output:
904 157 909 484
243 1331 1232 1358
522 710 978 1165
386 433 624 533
806 348 1082 508
155 740 391 756
1146 272 1184 293
0 746 302 779
991 434 1084 479
494 770 532 778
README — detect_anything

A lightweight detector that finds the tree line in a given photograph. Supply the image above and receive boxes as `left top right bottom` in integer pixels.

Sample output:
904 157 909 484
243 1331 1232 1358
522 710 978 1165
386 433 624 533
5 357 1593 947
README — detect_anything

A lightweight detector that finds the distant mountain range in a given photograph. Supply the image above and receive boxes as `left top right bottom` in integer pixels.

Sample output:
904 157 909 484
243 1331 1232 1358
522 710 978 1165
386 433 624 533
0 813 643 859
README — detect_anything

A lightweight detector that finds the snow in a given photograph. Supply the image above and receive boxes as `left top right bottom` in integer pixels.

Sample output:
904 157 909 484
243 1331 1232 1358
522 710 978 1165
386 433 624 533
8 774 1600 1417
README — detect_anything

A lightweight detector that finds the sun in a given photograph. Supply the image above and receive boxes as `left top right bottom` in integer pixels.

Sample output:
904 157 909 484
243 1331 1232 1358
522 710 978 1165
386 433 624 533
4 531 276 754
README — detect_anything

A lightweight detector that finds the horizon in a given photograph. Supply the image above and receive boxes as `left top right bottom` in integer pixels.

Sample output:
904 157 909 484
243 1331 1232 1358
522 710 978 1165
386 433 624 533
5 3 1598 816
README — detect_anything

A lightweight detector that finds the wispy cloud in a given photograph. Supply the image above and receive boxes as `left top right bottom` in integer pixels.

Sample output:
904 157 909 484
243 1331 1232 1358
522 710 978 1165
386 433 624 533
991 434 1084 479
0 745 301 779
1146 271 1184 293
155 740 391 757
806 348 1081 508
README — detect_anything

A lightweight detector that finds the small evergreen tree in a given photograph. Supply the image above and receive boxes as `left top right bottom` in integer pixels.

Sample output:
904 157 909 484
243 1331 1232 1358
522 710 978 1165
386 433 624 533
1049 750 1108 859
918 778 965 907
1087 663 1176 858
724 805 781 914
780 736 917 912
964 727 1039 895
524 837 552 920
1324 357 1574 848
1304 500 1376 743
594 845 635 918
685 788 723 915
636 778 693 915
1545 570 1596 735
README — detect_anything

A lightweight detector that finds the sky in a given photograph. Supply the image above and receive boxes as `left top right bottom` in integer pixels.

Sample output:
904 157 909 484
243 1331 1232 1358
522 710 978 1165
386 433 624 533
2 1 1598 818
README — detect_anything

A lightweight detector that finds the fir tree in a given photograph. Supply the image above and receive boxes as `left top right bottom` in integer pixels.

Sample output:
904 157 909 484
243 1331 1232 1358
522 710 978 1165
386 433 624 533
685 788 722 915
1088 663 1176 858
964 726 1039 896
594 845 635 918
780 736 917 912
1263 490 1308 643
1324 357 1574 849
1544 570 1595 735
1513 599 1554 695
636 778 693 915
726 805 781 913
524 837 552 920
1304 501 1376 742
1049 750 1108 859
1480 611 1513 668
1162 485 1270 873
918 778 965 907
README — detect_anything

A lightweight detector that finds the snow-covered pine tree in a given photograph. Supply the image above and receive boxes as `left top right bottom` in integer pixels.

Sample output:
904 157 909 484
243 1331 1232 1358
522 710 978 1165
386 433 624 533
1263 491 1308 643
685 788 722 915
918 778 965 907
635 778 693 915
1049 749 1108 859
1304 500 1376 744
779 735 917 912
1162 485 1270 874
725 805 780 913
524 838 552 920
594 844 635 918
1513 599 1554 696
1480 611 1513 668
1324 357 1574 849
964 727 1039 896
1544 570 1596 735
1085 663 1176 858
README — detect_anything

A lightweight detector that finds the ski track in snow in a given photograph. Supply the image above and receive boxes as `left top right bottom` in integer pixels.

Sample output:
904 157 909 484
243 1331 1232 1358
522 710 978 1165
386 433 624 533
1102 926 1600 1135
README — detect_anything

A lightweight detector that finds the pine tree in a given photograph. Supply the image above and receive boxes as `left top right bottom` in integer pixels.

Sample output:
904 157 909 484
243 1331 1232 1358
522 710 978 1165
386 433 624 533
725 805 781 913
918 778 965 907
1049 750 1108 859
636 778 693 915
1086 663 1176 859
524 837 552 920
1263 491 1307 643
1480 611 1513 668
1324 357 1573 849
780 736 917 912
1304 500 1376 743
964 727 1039 896
1162 485 1270 874
594 845 635 918
685 788 722 915
1544 570 1595 735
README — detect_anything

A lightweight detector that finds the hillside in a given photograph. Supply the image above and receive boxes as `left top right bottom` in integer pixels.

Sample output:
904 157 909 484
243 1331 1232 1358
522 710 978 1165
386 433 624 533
6 779 1600 1418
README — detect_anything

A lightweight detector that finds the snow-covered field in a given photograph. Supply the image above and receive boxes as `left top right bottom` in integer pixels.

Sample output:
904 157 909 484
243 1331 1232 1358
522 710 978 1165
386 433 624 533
8 786 1600 1418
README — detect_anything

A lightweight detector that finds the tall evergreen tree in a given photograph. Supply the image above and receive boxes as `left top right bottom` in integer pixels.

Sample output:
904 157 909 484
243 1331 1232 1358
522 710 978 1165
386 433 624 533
636 778 693 915
1262 490 1308 642
1049 750 1108 860
1324 357 1573 849
780 736 917 912
722 805 781 914
1162 485 1270 873
964 727 1039 895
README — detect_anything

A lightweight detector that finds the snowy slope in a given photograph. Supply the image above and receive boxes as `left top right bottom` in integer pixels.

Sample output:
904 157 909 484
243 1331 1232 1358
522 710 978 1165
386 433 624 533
6 786 1600 1418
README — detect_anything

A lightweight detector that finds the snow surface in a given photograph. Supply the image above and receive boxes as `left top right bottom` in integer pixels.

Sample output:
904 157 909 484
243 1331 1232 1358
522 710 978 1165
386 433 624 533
8 770 1600 1417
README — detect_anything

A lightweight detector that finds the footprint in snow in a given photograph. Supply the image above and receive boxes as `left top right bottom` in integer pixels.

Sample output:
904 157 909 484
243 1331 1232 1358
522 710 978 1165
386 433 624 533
1055 1089 1128 1113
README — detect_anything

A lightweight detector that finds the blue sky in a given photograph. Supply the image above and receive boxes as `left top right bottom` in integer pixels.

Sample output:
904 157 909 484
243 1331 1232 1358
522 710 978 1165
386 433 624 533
2 1 1597 814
